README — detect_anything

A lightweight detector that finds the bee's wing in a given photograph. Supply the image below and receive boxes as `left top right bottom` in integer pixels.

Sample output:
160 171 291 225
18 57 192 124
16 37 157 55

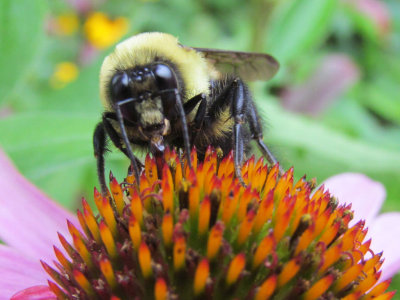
194 48 279 82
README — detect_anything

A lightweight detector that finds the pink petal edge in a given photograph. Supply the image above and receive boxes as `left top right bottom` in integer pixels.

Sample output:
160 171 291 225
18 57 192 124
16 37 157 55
322 173 385 226
368 212 400 281
0 149 79 261
0 244 49 299
11 286 56 300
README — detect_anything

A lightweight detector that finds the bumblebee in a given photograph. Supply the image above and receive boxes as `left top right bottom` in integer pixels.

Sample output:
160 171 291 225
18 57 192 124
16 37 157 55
93 32 281 193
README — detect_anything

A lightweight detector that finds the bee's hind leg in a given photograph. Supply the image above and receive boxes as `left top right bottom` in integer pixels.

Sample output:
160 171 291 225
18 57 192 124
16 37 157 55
246 97 284 176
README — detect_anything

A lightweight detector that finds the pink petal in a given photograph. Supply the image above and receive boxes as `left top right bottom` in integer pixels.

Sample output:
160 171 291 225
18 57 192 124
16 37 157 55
0 245 48 299
323 173 385 226
368 212 400 281
11 286 55 300
0 149 79 262
344 0 391 36
281 54 359 116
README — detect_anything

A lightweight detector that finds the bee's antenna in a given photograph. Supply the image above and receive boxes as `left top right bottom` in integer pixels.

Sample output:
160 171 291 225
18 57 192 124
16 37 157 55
173 89 192 168
115 103 141 185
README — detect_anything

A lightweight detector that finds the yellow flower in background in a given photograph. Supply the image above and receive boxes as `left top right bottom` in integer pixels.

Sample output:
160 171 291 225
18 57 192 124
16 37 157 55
50 62 79 89
54 13 79 36
83 12 129 49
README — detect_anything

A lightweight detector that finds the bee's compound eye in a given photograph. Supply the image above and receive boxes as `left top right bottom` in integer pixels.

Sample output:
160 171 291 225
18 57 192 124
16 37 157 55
110 72 131 101
153 64 177 90
110 72 138 123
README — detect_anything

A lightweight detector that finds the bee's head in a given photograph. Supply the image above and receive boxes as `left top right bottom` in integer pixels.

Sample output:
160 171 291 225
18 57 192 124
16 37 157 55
109 63 179 134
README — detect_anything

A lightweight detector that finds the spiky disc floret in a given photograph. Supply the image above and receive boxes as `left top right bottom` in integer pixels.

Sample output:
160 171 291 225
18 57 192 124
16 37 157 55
44 147 394 300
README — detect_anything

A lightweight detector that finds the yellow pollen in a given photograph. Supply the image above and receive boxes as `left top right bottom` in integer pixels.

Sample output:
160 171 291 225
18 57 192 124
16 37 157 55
254 275 277 300
318 242 343 276
277 258 300 287
110 176 125 215
155 278 168 300
53 246 72 272
72 233 93 269
364 279 392 299
273 204 293 242
303 274 335 300
253 190 274 234
226 253 246 286
189 185 200 218
138 242 152 278
82 198 101 243
334 262 365 292
162 165 174 212
354 271 381 295
162 213 173 247
48 281 67 298
253 232 275 270
131 189 143 226
100 258 117 289
319 220 340 246
237 210 256 247
129 215 141 250
294 223 315 255
207 223 224 260
198 197 211 235
173 236 186 271
73 270 95 296
194 259 209 295
99 196 118 237
99 221 118 259
145 154 158 185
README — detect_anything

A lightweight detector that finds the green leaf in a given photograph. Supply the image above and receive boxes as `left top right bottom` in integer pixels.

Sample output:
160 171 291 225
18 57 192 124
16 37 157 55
0 0 46 104
266 0 336 64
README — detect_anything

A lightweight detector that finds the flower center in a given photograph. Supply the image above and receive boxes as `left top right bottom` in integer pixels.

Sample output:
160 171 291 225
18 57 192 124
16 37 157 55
43 147 392 299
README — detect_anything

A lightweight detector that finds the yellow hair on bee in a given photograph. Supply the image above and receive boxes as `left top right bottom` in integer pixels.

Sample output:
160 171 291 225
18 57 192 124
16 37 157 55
99 32 212 110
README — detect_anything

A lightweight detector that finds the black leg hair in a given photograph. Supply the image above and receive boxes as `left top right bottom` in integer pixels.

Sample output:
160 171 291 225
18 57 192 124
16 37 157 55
183 93 206 115
93 122 108 195
189 94 207 145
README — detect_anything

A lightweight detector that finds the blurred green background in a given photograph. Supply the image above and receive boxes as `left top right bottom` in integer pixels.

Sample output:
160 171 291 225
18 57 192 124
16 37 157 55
1 0 400 294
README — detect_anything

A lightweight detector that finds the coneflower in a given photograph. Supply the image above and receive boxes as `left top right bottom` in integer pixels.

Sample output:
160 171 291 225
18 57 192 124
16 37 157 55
30 147 394 299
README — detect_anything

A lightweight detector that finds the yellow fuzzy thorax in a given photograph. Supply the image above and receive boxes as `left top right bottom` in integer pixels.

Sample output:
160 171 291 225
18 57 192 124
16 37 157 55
99 32 212 110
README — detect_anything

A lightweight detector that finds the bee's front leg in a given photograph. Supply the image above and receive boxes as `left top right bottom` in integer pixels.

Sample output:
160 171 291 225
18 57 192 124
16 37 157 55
183 93 207 144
